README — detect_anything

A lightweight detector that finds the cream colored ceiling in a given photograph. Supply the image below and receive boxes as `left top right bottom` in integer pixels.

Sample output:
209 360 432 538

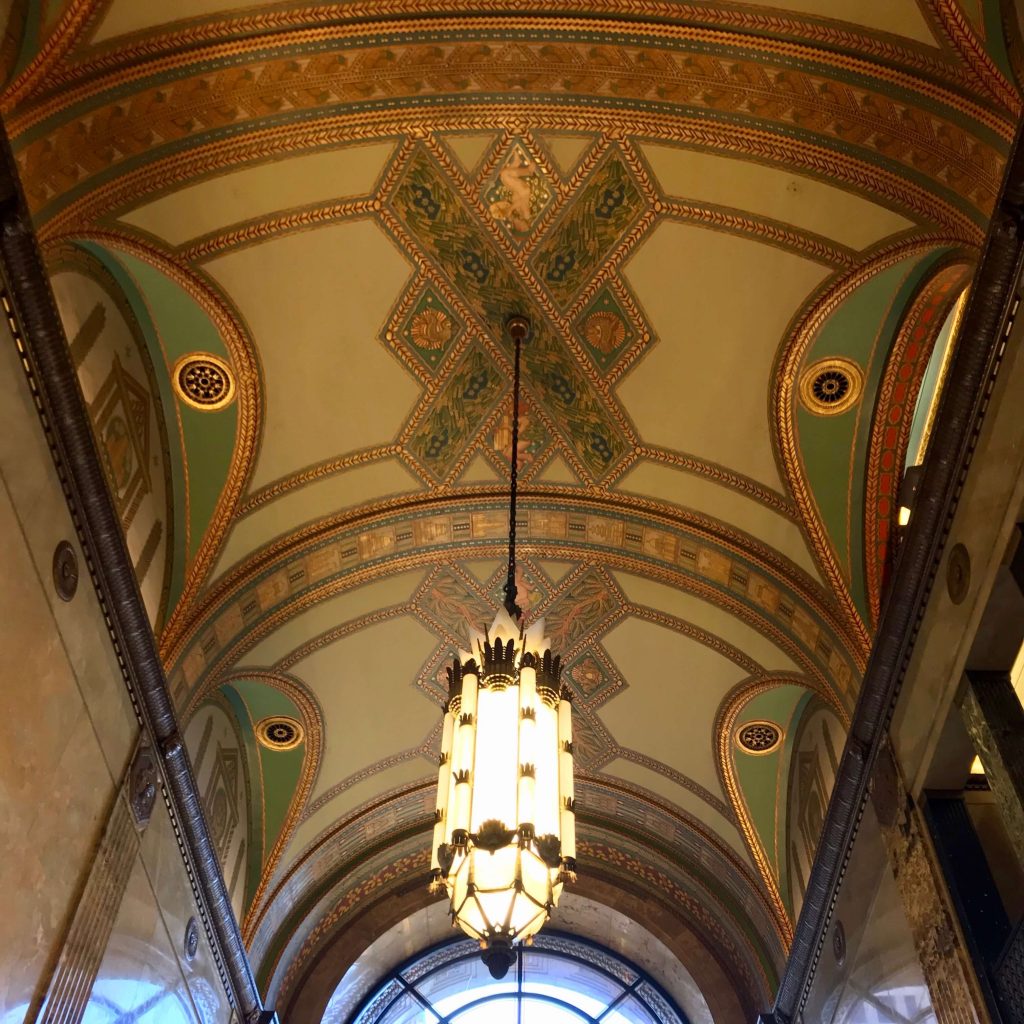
8 0 1016 1014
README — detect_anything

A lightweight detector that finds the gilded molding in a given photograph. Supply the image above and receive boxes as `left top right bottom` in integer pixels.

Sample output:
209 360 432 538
771 237 968 662
863 261 970 623
18 45 999 240
215 671 324 946
634 445 798 519
237 445 404 518
924 0 1021 115
264 786 777 1007
0 0 101 111
660 199 858 269
164 491 859 696
44 230 263 656
13 8 1015 143
717 678 797 948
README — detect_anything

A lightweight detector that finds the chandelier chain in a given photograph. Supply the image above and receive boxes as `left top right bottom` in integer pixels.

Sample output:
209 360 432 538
504 326 523 621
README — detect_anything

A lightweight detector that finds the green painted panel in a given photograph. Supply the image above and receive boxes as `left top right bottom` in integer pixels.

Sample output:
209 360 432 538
90 246 238 565
229 679 305 869
733 684 806 899
798 249 949 619
77 241 189 612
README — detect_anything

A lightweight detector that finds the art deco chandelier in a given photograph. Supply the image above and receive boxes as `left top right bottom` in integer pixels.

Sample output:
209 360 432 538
429 315 576 979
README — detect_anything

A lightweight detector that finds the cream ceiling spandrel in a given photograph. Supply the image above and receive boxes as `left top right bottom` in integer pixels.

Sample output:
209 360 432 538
620 223 830 489
205 220 416 490
294 615 439 802
540 134 596 176
739 0 936 44
601 757 752 866
537 455 581 485
612 571 801 674
616 461 821 582
442 134 499 176
240 570 426 668
641 143 915 251
120 142 396 246
281 758 434 875
455 453 502 484
211 458 422 583
599 617 747 801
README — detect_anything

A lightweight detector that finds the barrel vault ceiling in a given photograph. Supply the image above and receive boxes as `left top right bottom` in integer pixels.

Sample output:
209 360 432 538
2 0 1017 1019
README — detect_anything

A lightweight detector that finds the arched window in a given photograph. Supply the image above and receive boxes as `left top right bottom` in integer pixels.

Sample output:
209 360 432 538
347 933 690 1024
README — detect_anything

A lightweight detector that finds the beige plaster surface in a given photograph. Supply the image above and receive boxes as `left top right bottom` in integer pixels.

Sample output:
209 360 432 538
442 133 497 175
455 453 501 484
540 133 595 175
641 142 914 250
601 756 751 865
293 614 439 801
739 0 935 43
616 459 822 580
460 558 503 584
620 222 828 488
240 568 426 667
537 454 581 484
600 616 746 799
205 219 417 490
283 758 434 872
121 142 396 246
212 457 422 582
92 0 282 41
613 570 801 673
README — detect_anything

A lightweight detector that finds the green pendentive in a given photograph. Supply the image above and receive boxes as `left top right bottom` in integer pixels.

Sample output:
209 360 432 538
80 243 240 581
76 241 190 613
732 684 808 912
223 680 307 908
797 247 951 621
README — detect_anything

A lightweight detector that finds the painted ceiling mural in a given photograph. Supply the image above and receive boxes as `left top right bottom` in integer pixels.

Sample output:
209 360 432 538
2 0 1019 1020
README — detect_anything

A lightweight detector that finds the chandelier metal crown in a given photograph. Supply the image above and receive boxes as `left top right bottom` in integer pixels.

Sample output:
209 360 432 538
429 314 576 979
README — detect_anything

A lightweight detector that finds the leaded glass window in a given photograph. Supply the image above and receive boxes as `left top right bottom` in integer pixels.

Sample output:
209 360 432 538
347 933 689 1024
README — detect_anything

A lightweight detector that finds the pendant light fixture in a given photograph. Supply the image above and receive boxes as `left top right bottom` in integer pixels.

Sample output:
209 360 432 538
429 314 576 980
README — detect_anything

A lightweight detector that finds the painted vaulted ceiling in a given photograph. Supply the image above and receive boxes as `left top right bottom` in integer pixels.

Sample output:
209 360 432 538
2 1 1018 1020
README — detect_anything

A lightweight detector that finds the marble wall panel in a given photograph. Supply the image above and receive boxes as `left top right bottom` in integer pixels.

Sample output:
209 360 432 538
82 856 202 1024
0 315 236 1022
802 799 938 1024
0 328 137 779
139 796 232 1024
0 472 118 1021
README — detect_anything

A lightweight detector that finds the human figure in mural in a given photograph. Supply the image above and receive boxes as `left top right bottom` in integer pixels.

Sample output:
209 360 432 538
489 152 538 234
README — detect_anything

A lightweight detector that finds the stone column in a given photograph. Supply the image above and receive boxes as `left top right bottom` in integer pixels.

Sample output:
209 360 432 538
961 670 1024 863
871 736 991 1024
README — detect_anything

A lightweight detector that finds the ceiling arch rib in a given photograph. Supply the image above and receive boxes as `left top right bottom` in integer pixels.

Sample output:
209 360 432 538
5 1 1017 1015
